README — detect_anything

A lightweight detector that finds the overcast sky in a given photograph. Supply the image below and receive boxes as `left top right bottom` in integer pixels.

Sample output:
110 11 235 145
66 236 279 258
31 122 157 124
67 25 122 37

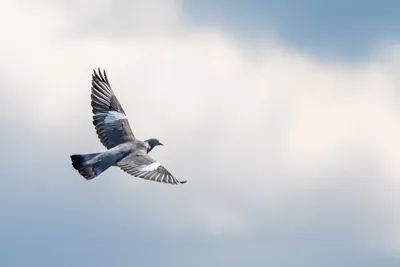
1 1 400 266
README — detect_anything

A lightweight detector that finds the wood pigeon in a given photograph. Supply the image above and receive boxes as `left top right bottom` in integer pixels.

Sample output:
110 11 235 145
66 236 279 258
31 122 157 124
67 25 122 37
70 68 186 185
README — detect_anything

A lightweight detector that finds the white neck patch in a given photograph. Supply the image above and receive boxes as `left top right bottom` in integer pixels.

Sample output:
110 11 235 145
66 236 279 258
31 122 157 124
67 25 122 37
143 141 151 150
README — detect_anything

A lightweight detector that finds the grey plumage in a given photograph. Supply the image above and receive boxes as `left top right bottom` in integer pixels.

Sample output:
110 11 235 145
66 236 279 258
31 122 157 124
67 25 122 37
117 150 182 184
70 68 186 185
91 70 134 149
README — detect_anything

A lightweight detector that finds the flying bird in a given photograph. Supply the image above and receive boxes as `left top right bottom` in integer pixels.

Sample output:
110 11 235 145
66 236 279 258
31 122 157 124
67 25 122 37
70 68 186 185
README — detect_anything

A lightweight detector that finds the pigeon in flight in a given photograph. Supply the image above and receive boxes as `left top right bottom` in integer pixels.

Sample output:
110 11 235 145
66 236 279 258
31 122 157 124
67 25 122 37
70 68 186 185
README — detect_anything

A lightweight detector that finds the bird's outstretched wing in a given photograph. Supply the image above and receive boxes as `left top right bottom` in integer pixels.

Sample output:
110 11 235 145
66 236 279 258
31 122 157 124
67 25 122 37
91 68 136 149
117 151 187 184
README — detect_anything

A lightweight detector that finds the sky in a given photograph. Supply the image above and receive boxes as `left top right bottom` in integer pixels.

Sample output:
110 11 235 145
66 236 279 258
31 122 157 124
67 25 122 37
183 0 400 60
1 0 400 266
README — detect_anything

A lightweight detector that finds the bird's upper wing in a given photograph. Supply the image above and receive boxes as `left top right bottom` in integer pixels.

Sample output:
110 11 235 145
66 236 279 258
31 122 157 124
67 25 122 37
117 150 186 184
91 68 136 149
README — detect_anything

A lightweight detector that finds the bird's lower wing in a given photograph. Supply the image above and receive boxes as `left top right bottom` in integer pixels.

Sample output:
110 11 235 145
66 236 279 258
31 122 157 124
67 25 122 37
117 152 186 184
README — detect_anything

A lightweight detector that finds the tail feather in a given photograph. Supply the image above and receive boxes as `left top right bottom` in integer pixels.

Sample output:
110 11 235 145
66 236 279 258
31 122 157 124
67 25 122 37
70 153 110 180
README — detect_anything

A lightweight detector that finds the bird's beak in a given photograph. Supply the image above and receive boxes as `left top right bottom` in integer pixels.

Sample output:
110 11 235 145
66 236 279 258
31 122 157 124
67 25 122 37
160 142 164 146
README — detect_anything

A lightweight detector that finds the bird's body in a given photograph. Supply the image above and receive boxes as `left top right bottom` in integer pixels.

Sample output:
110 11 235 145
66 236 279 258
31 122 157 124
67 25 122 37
70 69 186 185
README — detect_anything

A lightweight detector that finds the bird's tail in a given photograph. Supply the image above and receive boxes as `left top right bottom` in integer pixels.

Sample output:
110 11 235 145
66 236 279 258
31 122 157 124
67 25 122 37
70 152 112 180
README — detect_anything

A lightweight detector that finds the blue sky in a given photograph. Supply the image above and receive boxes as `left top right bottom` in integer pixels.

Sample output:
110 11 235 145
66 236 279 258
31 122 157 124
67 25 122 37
183 0 400 60
1 1 400 266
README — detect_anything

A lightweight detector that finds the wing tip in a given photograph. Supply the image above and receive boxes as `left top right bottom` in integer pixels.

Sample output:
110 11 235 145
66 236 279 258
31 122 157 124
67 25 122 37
92 67 109 84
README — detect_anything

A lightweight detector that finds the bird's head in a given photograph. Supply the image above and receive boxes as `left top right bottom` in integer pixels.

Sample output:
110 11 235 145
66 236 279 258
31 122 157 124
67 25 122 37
145 138 163 153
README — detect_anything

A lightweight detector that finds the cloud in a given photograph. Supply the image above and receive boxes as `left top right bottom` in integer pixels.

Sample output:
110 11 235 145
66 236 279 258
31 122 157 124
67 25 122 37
1 1 400 266
182 0 400 60
27 0 182 38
